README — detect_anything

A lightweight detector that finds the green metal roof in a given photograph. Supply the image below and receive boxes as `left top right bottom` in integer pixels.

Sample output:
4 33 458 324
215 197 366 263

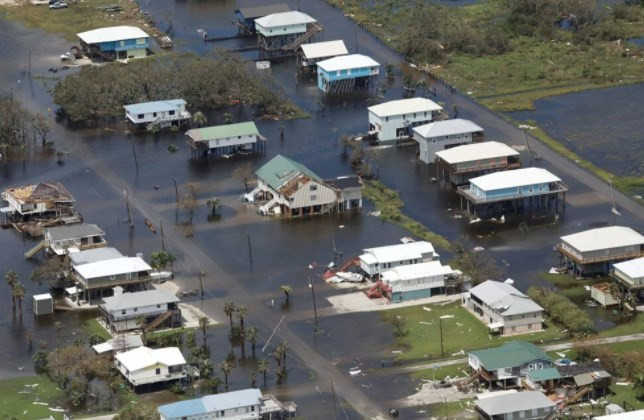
527 367 561 382
255 154 320 190
470 341 551 371
185 121 259 142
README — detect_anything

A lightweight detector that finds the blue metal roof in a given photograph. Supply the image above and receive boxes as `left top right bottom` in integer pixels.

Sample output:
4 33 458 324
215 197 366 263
124 99 186 115
158 389 262 418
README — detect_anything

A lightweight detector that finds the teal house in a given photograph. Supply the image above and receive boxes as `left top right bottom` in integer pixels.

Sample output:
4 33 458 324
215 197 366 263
77 26 150 60
317 54 380 94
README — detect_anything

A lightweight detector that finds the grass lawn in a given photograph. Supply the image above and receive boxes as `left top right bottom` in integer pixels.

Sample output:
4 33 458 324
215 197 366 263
0 375 65 420
547 338 644 361
83 317 112 341
411 363 470 382
0 0 158 42
383 301 566 363
598 313 644 338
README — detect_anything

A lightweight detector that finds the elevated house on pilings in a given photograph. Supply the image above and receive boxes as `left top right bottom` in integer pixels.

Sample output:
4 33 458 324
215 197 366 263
24 223 107 259
612 257 644 301
235 3 291 35
255 11 322 60
317 54 380 95
557 226 644 277
1 182 81 234
434 141 521 188
124 99 191 131
412 118 485 164
457 167 567 220
71 255 153 304
185 122 266 159
298 40 348 70
367 98 443 143
246 154 363 217
77 26 150 61
99 289 181 333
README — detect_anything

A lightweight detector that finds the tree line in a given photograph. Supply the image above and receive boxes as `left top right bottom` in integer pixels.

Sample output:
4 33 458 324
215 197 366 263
53 51 302 123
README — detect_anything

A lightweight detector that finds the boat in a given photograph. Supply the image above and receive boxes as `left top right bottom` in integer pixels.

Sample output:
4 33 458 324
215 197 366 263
335 272 364 283
150 271 172 283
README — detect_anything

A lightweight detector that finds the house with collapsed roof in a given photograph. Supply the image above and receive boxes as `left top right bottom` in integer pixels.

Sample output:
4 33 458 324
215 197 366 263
1 182 79 228
525 361 611 405
245 154 362 217
463 280 544 336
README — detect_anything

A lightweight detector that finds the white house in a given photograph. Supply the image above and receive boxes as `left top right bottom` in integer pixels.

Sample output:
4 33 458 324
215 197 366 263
298 40 348 68
412 119 484 163
124 99 191 129
247 155 362 217
99 289 181 332
71 256 152 303
368 98 443 143
255 11 316 37
463 280 544 336
359 241 439 277
158 388 297 420
185 122 266 158
474 391 556 420
434 141 521 187
612 257 644 293
42 223 106 256
115 346 186 387
558 226 644 276
381 261 454 302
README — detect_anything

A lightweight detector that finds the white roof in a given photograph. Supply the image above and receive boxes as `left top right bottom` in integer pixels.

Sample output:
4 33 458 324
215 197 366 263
255 11 316 28
613 257 644 279
470 167 561 192
476 391 555 416
413 118 483 138
361 241 436 264
593 410 644 420
469 280 543 316
435 141 519 164
33 293 52 301
317 54 379 72
561 226 644 253
115 346 185 372
300 40 348 60
101 289 179 311
74 257 151 280
77 26 149 44
368 98 442 118
381 261 453 282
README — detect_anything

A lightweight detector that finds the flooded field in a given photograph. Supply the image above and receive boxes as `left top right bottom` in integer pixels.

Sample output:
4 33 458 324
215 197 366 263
508 84 644 178
0 0 643 417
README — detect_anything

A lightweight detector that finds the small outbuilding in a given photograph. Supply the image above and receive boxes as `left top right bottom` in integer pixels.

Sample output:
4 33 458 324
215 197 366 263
33 293 54 316
235 3 291 34
185 121 266 158
77 26 150 60
590 282 619 307
317 54 380 95
474 390 556 420
367 98 443 143
412 119 485 163
298 40 348 69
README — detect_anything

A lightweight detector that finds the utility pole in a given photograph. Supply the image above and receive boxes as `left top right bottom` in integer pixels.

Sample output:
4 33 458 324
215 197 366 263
160 219 165 251
124 187 134 228
309 276 318 332
198 270 205 300
247 232 253 268
330 376 337 420
129 136 139 171
173 177 179 202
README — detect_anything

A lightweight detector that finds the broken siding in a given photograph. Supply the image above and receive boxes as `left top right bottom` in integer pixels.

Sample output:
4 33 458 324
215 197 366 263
288 180 337 209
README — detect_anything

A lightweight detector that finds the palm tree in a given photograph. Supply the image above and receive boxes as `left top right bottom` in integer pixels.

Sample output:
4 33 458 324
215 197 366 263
223 112 233 124
246 326 258 359
279 285 292 303
224 302 236 329
273 343 284 378
192 111 207 127
54 321 62 352
219 360 233 392
12 282 25 318
198 316 210 349
634 375 644 400
257 358 269 387
249 369 257 388
5 271 18 310
236 306 247 332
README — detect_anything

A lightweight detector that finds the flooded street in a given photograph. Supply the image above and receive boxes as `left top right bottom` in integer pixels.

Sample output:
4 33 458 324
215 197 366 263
0 0 643 417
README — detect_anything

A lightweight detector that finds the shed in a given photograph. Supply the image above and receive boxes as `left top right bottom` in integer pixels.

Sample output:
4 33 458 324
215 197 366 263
590 282 619 307
33 293 54 315
299 40 348 67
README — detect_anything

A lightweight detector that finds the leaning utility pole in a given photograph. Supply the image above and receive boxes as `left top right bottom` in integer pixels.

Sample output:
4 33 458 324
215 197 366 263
123 187 134 228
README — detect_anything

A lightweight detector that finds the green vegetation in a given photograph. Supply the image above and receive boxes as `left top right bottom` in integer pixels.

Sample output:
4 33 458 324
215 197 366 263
0 375 65 420
605 383 644 410
528 287 594 336
83 317 112 341
598 313 644 338
53 52 306 123
410 363 470 382
363 180 452 250
539 272 605 300
382 301 565 363
0 0 160 42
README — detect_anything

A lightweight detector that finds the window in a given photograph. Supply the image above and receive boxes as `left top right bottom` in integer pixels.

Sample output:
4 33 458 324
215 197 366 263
347 68 351 75
155 368 161 375
413 113 416 118
310 185 317 191
424 112 427 117
169 110 175 116
110 275 116 280
251 406 255 412
120 40 125 47
157 304 161 308
137 114 144 119
153 112 157 117
136 38 146 45
121 310 126 315
534 313 537 318
134 308 138 312
528 323 532 329
336 70 341 76
385 117 389 122
311 195 317 201
402 114 406 119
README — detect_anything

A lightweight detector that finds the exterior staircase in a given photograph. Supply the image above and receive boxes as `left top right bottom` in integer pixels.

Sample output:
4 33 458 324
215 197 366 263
259 197 280 215
144 310 174 331
458 370 481 390
565 385 593 404
25 240 47 259
282 23 323 52
319 201 337 214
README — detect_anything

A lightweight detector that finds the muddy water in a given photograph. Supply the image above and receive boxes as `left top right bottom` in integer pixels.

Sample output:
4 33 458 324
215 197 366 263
508 84 644 179
0 0 643 416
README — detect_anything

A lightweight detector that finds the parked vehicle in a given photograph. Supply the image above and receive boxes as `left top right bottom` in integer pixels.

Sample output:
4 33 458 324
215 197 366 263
49 2 68 9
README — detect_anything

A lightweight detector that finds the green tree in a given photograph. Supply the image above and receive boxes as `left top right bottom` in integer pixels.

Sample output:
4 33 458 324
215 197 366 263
149 251 176 274
32 113 51 147
279 285 292 303
200 376 223 394
223 112 233 124
114 401 160 420
246 326 258 359
220 360 233 392
33 340 49 372
198 316 210 349
192 111 207 127
5 270 18 310
634 375 644 400
257 358 269 387
224 301 236 329
12 281 26 317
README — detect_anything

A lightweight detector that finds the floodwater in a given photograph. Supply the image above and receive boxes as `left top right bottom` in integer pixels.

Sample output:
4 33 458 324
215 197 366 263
508 84 644 179
1 0 643 417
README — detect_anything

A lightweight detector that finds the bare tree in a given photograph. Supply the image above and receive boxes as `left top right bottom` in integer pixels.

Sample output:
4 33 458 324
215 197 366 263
32 114 51 147
453 237 502 285
233 162 256 193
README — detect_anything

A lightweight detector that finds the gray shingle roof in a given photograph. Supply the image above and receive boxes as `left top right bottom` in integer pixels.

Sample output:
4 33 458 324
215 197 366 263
101 289 178 311
470 280 543 316
476 391 555 416
46 223 104 241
